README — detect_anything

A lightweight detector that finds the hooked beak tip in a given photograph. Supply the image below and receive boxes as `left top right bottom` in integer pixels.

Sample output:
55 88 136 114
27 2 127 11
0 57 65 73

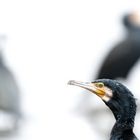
68 80 75 85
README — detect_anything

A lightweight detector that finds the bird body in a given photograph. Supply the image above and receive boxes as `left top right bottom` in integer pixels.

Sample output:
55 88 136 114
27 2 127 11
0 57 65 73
68 79 138 140
97 12 140 80
97 38 140 79
0 54 21 134
0 56 20 117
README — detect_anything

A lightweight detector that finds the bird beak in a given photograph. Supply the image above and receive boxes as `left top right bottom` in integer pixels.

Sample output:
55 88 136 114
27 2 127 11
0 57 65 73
68 80 105 98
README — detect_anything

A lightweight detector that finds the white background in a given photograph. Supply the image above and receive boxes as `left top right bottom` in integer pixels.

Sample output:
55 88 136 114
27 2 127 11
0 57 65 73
0 0 140 140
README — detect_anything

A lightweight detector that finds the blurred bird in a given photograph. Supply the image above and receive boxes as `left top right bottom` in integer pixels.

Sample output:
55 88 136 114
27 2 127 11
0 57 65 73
0 53 21 134
0 36 21 135
68 79 138 140
97 12 140 79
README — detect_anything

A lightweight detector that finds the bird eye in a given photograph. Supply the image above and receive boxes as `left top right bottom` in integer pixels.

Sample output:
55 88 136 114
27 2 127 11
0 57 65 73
95 83 104 88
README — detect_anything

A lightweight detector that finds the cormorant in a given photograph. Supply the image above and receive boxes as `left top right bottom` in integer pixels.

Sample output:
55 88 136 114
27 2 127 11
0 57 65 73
97 12 140 79
68 79 138 140
0 53 21 134
77 12 140 139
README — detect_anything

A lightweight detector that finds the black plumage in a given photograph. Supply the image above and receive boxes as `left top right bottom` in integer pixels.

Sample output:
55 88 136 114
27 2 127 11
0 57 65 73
68 79 138 140
94 79 138 140
97 12 140 79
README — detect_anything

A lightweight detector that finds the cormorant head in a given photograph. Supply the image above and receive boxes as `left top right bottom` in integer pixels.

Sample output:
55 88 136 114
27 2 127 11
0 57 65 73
68 79 136 121
123 11 140 31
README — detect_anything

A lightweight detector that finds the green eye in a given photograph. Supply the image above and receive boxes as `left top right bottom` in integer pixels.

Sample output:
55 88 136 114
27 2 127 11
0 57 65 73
95 83 104 88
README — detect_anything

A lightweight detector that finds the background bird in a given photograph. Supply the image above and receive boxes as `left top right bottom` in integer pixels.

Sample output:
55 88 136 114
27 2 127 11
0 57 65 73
0 36 21 136
0 53 21 135
97 12 140 80
68 79 138 140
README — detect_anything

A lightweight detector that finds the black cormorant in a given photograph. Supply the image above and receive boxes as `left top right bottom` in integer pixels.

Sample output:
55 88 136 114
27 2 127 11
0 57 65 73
78 12 140 139
75 12 140 139
97 12 140 79
68 79 138 140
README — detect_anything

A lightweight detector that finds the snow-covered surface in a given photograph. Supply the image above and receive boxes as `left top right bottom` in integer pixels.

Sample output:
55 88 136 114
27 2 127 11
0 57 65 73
0 1 140 140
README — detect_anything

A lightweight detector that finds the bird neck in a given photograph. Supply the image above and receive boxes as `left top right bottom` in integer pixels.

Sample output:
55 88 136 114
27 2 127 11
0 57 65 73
110 111 136 139
110 128 137 140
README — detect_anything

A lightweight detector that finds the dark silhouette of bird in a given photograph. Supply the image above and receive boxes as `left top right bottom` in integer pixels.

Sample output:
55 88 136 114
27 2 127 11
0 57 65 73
68 79 138 140
97 12 140 80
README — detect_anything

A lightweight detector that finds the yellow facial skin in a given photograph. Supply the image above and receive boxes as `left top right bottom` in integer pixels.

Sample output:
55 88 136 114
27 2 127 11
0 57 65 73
68 80 112 102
